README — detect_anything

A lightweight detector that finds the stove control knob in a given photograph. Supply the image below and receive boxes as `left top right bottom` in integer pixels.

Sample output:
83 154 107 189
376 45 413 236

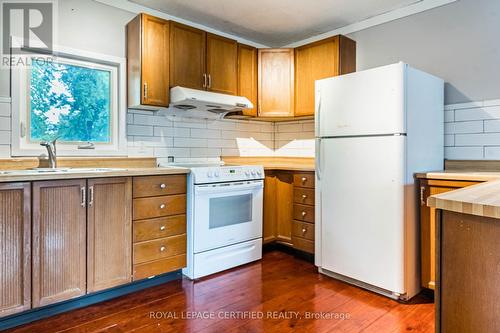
245 171 250 177
207 171 213 178
214 171 220 177
257 170 262 176
251 171 256 176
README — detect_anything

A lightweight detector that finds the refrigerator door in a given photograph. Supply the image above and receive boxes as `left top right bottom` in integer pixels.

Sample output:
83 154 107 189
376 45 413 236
316 63 406 137
318 135 406 294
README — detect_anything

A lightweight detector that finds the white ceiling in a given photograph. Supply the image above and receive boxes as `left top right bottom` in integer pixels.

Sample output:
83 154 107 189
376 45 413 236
130 0 422 46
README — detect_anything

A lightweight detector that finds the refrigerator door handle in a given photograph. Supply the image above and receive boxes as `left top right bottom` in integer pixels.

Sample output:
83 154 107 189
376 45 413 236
316 139 322 180
315 90 322 136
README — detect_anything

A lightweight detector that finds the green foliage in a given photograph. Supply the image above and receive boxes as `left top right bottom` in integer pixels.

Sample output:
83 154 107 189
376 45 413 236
30 59 111 143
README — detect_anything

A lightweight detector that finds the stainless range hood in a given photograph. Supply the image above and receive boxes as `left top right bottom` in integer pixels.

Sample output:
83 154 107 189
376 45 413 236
170 86 253 119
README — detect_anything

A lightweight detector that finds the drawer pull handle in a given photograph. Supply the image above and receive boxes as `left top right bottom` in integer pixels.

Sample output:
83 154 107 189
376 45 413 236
160 246 166 252
302 194 307 200
302 227 307 235
301 177 307 183
302 211 307 217
160 204 166 209
160 183 166 189
160 225 166 231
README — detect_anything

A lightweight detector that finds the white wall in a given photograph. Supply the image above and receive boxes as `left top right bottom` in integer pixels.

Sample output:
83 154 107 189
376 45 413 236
348 0 500 105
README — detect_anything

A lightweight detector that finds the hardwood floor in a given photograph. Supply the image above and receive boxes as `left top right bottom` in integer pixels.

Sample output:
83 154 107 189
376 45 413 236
5 251 434 333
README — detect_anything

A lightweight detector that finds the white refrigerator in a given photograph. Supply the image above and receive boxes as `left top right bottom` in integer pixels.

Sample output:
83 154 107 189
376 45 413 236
314 62 444 300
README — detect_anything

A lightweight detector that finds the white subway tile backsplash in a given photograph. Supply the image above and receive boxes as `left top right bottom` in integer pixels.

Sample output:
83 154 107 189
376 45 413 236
0 103 10 117
173 137 207 148
444 134 454 147
444 121 483 134
484 119 500 133
444 111 454 123
454 106 500 121
190 128 220 139
0 117 10 130
127 124 154 136
0 131 10 144
445 147 483 160
190 148 221 158
484 147 500 159
0 145 10 157
455 133 500 146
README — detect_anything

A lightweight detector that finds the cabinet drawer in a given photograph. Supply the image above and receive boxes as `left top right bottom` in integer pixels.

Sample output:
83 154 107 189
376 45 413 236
293 204 315 223
293 173 315 188
133 194 186 220
133 175 186 198
133 234 186 265
292 236 314 254
292 221 314 241
133 215 186 242
133 254 186 280
293 188 315 205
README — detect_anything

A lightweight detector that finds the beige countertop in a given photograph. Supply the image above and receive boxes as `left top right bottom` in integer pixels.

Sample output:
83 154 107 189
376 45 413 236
415 170 500 182
427 180 500 219
0 167 190 183
222 156 315 172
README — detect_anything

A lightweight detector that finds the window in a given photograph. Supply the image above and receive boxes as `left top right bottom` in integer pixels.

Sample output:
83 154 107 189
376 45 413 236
11 48 126 156
30 60 112 143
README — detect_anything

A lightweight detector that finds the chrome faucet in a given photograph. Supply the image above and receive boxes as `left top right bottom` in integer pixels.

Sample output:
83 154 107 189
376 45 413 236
40 139 57 169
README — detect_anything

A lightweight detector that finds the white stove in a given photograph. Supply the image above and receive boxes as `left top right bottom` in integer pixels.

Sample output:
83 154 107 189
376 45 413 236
173 163 264 279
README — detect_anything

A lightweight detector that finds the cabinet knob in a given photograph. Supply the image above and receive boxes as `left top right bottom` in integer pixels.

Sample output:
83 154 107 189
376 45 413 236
160 204 166 209
302 211 307 217
160 225 166 231
302 227 307 235
160 246 166 252
302 194 307 200
301 177 307 183
160 183 166 189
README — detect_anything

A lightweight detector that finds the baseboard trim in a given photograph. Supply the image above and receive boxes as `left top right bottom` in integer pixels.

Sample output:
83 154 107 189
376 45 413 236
0 270 182 331
263 241 314 263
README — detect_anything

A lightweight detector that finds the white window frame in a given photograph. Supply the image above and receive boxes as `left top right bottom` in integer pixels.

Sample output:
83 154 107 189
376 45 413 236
11 44 127 156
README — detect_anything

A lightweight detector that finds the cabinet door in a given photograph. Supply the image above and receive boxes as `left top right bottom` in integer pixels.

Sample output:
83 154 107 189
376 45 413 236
258 49 295 117
87 178 132 293
0 183 31 318
141 14 170 106
170 22 206 90
419 179 479 290
206 33 237 95
295 37 339 117
237 44 258 116
263 174 277 244
275 172 294 245
32 180 87 308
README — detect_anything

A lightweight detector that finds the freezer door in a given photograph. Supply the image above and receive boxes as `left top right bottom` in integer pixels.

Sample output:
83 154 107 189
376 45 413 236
318 135 406 294
316 63 406 137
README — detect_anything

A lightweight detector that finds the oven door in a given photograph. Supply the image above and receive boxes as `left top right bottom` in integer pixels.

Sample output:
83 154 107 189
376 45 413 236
193 180 263 253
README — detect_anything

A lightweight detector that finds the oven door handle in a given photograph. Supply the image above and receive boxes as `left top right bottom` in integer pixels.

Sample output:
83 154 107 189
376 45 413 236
195 181 263 194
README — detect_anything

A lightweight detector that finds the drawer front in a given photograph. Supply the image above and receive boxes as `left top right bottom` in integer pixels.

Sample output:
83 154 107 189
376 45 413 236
133 254 186 280
293 204 315 223
133 215 186 242
293 188 315 205
292 221 314 241
133 194 186 220
293 173 315 188
133 234 186 265
133 175 186 198
292 236 314 254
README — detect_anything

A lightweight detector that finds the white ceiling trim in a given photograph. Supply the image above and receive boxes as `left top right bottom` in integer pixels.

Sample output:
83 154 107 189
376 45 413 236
284 0 457 48
93 0 270 48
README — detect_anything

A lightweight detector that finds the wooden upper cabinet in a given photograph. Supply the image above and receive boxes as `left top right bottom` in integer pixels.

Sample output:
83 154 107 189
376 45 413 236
0 183 31 318
87 177 132 293
294 35 356 116
237 44 258 116
170 22 206 90
127 14 170 108
206 33 238 95
258 49 295 117
32 180 87 308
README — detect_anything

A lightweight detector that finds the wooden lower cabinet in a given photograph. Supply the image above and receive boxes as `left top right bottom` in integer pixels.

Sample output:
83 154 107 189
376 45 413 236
132 175 187 280
32 180 87 308
419 178 480 290
87 177 132 293
0 183 31 318
263 171 315 253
